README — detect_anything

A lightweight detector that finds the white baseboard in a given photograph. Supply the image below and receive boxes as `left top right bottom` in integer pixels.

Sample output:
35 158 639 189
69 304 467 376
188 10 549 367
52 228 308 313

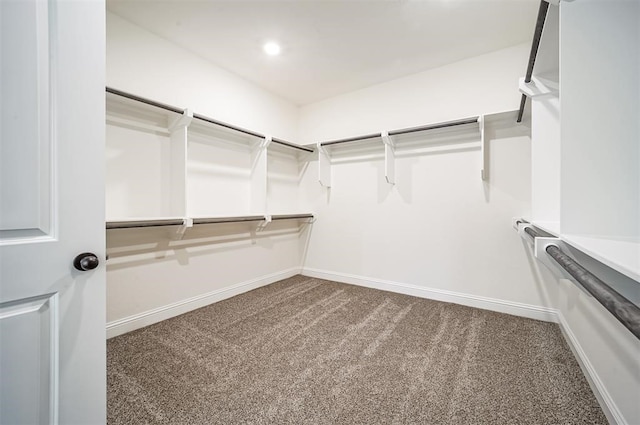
556 310 626 425
106 267 302 338
301 267 557 322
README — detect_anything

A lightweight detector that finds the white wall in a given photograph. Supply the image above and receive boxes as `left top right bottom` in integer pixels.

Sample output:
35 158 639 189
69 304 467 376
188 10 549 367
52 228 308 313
107 12 298 141
298 43 529 144
300 121 543 308
105 11 305 334
560 1 639 239
298 44 544 309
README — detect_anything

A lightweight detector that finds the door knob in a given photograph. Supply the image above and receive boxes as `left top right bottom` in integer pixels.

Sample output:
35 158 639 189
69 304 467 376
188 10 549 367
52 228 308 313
73 253 99 271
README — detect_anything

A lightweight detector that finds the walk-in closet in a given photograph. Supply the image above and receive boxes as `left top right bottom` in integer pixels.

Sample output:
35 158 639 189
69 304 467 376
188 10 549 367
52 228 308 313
0 0 638 424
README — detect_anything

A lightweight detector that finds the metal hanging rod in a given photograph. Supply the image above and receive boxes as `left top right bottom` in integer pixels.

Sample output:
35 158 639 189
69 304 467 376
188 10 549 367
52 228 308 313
106 213 315 230
320 116 480 148
388 117 479 137
106 218 185 229
271 214 314 221
272 138 315 153
547 245 640 340
320 133 383 147
191 113 264 140
524 226 541 239
107 87 185 114
106 87 311 152
524 225 640 340
192 215 266 225
517 0 550 123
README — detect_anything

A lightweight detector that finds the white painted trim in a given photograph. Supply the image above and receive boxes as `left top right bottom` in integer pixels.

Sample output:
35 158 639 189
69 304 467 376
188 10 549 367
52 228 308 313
106 267 302 338
555 310 626 425
301 267 557 323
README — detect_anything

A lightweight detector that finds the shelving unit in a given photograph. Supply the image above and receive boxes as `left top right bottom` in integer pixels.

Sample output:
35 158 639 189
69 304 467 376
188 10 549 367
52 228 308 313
105 88 315 233
520 1 639 287
521 5 560 235
316 111 521 188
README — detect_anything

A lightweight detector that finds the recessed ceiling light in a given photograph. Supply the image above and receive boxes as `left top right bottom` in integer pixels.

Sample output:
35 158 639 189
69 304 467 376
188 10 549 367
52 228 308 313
263 41 281 56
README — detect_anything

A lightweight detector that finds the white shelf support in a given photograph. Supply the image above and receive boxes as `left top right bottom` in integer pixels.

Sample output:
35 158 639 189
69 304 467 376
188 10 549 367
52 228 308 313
250 136 270 214
318 142 331 188
382 131 395 185
257 214 271 231
479 115 487 181
168 108 193 217
173 217 193 240
518 76 559 99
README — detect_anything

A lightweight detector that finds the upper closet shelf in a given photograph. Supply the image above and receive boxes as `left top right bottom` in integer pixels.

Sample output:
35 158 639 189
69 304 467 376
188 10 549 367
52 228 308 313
317 112 519 188
106 87 313 153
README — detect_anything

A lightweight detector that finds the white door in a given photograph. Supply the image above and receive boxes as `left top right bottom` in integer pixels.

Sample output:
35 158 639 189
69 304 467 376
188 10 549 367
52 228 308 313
0 0 105 424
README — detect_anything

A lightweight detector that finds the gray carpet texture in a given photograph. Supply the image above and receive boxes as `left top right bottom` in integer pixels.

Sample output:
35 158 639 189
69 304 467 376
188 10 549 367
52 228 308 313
107 275 607 424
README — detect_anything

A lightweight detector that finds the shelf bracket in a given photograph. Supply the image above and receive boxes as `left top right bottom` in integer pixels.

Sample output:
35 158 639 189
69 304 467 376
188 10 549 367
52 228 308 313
173 217 193 240
381 131 395 185
167 109 193 217
250 136 270 214
533 236 594 298
168 108 193 132
518 76 559 99
479 115 487 181
318 142 331 188
257 214 271 231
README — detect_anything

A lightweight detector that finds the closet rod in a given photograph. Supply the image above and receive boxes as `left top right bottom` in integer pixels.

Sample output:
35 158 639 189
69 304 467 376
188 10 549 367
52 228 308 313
388 117 479 136
517 0 550 123
524 226 540 239
272 137 315 153
106 219 185 229
547 245 640 340
525 226 640 340
192 215 266 225
106 87 184 114
321 133 383 147
192 113 264 139
271 214 314 221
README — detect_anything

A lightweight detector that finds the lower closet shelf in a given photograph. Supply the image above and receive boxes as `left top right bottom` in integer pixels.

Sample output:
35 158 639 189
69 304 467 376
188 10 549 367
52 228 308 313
106 213 315 230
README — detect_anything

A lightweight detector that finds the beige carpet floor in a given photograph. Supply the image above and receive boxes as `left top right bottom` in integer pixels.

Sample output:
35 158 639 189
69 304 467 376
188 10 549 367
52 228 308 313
108 275 607 424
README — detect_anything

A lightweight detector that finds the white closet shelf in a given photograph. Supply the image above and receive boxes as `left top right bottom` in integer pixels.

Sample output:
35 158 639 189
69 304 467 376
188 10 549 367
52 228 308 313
271 138 314 154
317 112 525 187
560 234 640 283
318 116 481 152
531 220 560 237
517 219 639 283
106 87 312 153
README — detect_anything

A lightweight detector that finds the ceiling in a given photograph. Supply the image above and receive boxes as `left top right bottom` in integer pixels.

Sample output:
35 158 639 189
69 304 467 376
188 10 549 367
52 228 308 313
107 0 539 106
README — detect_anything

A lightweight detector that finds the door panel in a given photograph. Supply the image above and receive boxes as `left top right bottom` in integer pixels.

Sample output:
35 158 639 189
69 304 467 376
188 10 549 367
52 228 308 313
0 293 58 424
0 0 52 239
0 0 105 424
